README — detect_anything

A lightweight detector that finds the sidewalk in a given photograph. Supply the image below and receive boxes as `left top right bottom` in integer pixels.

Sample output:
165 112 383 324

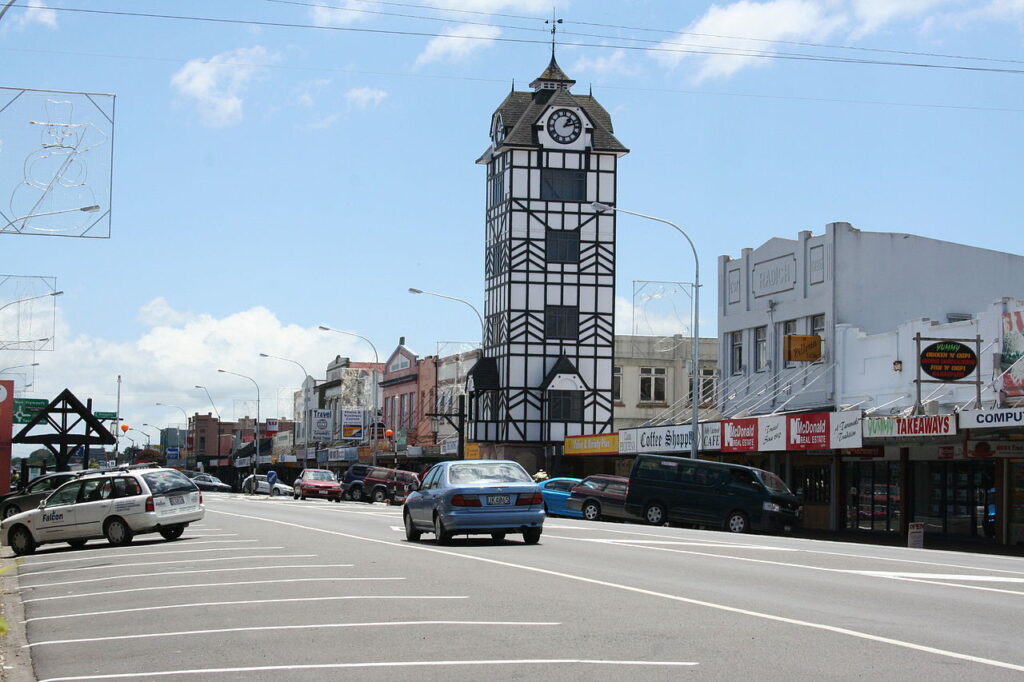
0 556 33 682
792 528 1024 557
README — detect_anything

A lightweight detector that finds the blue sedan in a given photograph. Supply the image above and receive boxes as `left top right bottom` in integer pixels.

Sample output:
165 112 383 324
403 460 545 545
538 477 583 518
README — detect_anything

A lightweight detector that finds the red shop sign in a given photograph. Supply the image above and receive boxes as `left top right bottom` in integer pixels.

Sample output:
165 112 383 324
721 418 758 452
787 412 830 450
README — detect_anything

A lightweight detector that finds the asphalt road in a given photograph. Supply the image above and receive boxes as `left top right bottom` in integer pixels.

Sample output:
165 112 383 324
5 493 1024 681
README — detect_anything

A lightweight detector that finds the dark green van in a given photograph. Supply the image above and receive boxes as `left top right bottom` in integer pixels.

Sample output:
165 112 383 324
624 454 801 533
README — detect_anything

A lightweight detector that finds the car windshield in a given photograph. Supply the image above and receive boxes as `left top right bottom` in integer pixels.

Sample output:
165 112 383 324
755 470 792 495
447 462 531 485
308 471 336 481
143 470 198 495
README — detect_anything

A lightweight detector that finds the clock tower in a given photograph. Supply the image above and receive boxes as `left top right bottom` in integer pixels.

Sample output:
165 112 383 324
469 56 628 468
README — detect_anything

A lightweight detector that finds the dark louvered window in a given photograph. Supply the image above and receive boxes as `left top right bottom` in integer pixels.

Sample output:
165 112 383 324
540 169 586 201
549 390 583 421
545 305 578 340
546 230 579 263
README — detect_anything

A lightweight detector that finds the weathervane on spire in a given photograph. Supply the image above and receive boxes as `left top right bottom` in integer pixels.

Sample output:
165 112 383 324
545 11 562 57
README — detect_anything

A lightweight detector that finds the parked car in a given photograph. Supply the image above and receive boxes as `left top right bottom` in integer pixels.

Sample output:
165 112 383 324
293 468 342 502
624 454 801 533
537 477 582 518
1 471 78 519
566 475 631 521
240 474 294 497
361 467 421 504
1 465 204 555
189 473 232 493
403 460 544 545
341 464 372 501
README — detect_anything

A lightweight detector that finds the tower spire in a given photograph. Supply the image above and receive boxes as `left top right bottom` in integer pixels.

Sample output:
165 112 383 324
545 11 562 59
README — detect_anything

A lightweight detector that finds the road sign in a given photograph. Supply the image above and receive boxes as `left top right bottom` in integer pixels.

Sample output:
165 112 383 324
94 411 118 420
267 470 278 487
13 398 48 424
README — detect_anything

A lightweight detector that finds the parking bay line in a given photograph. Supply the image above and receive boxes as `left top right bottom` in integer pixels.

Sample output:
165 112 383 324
18 552 294 583
25 621 561 649
24 595 469 623
38 659 699 680
211 508 1024 674
22 576 404 603
17 544 267 569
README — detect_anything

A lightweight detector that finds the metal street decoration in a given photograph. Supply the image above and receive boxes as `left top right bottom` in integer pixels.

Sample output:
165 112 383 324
12 388 116 471
920 341 978 381
0 274 59 351
0 87 114 238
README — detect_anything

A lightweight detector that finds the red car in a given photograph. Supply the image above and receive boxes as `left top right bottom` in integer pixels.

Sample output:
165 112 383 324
566 474 631 521
293 468 342 502
362 467 421 504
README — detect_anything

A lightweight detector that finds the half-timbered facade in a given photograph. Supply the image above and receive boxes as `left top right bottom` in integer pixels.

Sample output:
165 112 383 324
471 57 628 457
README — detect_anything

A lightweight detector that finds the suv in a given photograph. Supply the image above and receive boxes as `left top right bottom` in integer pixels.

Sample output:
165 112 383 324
566 475 632 522
341 464 372 501
362 467 421 504
1 471 78 519
1 464 204 555
293 468 342 502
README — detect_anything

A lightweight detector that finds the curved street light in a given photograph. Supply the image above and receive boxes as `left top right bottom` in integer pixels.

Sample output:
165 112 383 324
319 325 381 459
155 402 190 458
593 201 701 460
194 385 223 465
218 369 260 492
259 352 313 453
407 288 485 347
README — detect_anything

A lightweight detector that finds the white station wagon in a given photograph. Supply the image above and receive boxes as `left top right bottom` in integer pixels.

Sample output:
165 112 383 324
1 465 205 556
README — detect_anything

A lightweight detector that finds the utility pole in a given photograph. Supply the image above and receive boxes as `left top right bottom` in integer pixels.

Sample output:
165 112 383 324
426 394 466 459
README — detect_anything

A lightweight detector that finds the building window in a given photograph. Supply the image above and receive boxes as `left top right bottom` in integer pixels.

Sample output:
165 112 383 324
545 305 579 340
546 229 580 263
691 368 717 406
730 331 743 375
389 355 410 372
540 169 586 201
754 326 767 372
488 167 505 207
612 366 621 402
487 314 502 346
782 319 797 368
640 367 666 403
399 393 407 430
811 314 825 363
487 241 506 276
549 390 583 421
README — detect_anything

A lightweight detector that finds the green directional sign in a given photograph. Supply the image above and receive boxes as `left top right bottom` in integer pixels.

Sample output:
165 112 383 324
94 411 118 420
13 398 48 424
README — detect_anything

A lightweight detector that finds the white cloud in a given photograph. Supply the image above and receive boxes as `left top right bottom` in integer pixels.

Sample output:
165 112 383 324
308 1 370 27
170 46 279 127
345 86 389 109
11 301 377 456
8 0 57 30
418 0 553 10
415 23 502 66
848 0 956 38
572 48 638 76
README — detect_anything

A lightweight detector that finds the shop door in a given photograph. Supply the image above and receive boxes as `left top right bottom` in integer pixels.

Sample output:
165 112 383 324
919 460 993 539
844 461 901 532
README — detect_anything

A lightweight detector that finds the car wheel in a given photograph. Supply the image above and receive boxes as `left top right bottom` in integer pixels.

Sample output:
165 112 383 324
404 511 422 542
104 517 134 547
490 532 506 542
725 511 749 533
523 527 542 545
644 503 667 526
333 497 341 503
8 525 36 556
159 525 185 541
67 539 88 549
350 487 364 502
582 501 601 521
434 515 453 545
372 489 387 504
3 505 20 519
342 491 352 501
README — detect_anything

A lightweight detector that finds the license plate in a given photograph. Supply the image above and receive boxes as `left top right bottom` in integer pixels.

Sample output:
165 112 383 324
169 495 184 506
319 490 328 495
487 495 511 505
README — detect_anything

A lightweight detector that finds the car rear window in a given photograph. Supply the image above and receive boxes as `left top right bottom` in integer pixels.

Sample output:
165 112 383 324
307 470 336 481
142 470 198 494
448 462 531 484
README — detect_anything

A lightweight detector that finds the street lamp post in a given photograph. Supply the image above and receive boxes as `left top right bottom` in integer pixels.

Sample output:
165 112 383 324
407 288 486 347
318 325 379 463
155 402 190 462
593 201 701 460
195 385 222 470
259 353 312 457
218 369 260 493
141 424 161 451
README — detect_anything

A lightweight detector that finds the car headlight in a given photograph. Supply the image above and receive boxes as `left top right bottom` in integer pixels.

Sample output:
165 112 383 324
762 502 781 513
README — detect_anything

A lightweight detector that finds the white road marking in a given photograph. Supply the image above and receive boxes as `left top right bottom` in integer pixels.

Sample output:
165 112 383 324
885 576 1024 597
18 544 266 569
22 576 405 603
26 621 560 648
38 659 698 680
209 508 1024 674
854 571 1024 582
19 556 319 590
18 552 291 583
599 539 797 550
24 595 469 622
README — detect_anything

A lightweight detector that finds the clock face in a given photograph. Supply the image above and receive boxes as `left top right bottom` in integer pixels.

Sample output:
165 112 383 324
492 113 505 145
546 108 582 144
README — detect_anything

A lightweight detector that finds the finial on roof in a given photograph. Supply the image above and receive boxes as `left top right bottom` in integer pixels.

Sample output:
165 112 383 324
545 11 562 59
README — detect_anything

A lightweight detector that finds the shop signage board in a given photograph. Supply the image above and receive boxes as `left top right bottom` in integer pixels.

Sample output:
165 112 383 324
758 415 786 451
721 418 758 452
617 423 721 455
966 440 1024 457
341 409 364 439
863 414 957 438
310 409 333 440
265 419 279 434
829 410 863 449
700 422 721 451
919 341 978 381
464 443 481 460
564 433 619 456
907 522 925 549
784 335 822 362
788 412 830 450
959 408 1024 430
235 456 251 468
618 429 637 454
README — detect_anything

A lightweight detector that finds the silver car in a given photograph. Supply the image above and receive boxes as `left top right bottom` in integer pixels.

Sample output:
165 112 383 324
240 474 293 497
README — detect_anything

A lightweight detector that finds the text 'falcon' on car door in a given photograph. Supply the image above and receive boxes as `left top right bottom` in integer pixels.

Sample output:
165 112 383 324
36 480 82 542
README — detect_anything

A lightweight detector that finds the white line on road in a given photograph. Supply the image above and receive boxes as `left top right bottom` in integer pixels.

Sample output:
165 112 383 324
18 552 292 583
18 544 266 569
19 556 319 590
38 659 699 680
22 576 404 603
209 509 1024 674
24 595 469 622
25 621 560 649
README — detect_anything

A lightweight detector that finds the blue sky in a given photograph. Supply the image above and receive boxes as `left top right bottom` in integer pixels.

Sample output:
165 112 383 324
1 0 1022 448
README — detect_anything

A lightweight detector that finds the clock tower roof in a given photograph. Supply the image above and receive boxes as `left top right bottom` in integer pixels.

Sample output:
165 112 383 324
529 55 576 90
